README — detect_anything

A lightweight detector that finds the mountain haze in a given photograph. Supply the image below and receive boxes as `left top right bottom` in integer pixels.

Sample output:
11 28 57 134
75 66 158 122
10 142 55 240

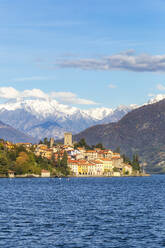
0 120 36 143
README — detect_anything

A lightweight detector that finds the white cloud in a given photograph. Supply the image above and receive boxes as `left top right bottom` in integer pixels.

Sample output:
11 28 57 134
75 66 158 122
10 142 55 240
51 91 97 105
22 89 48 99
0 87 19 99
108 84 117 89
0 87 97 105
157 84 165 91
55 51 165 72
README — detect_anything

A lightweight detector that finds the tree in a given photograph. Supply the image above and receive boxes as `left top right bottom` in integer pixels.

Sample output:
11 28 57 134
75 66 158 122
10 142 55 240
74 138 92 150
57 152 61 167
114 147 121 154
93 143 105 150
61 151 68 168
16 152 29 165
132 154 140 171
43 137 49 146
60 151 70 176
0 153 8 175
122 154 131 164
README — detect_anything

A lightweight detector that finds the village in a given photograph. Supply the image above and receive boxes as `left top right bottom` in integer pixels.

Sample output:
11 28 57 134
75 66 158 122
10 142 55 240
2 132 141 178
33 132 134 177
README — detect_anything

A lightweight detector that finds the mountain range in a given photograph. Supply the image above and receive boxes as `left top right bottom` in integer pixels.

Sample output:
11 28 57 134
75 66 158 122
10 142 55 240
0 98 137 140
73 97 165 173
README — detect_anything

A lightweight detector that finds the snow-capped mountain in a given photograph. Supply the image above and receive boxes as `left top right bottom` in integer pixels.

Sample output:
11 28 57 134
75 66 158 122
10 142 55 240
0 99 137 140
148 94 165 105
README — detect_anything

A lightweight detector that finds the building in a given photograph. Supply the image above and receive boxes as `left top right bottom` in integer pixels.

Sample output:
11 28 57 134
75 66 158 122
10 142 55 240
84 150 98 160
68 159 79 175
16 143 32 148
8 170 15 178
64 132 72 146
123 164 133 175
41 169 50 177
50 137 54 148
92 160 104 176
35 145 53 159
97 150 113 159
113 171 121 177
98 158 113 175
5 141 15 150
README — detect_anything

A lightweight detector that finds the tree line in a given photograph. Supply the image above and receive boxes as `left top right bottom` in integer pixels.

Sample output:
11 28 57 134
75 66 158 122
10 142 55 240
0 141 70 177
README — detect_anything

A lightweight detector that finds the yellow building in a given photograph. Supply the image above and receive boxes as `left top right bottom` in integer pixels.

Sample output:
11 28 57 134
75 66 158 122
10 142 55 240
5 142 14 150
98 158 113 175
77 160 89 175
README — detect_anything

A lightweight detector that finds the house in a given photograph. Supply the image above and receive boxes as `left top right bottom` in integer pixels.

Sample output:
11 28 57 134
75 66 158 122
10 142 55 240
113 171 121 177
35 145 53 159
92 160 104 175
77 160 89 175
5 141 14 150
87 162 96 176
111 155 123 167
41 169 50 177
84 150 98 160
68 159 79 175
98 158 113 175
16 143 32 149
123 164 133 175
97 149 113 159
8 170 15 178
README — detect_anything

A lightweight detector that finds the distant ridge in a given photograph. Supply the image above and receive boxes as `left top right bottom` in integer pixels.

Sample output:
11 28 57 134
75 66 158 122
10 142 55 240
0 120 36 143
73 99 165 173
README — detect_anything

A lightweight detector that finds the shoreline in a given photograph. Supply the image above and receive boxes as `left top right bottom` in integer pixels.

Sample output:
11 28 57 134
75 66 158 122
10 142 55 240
0 173 150 178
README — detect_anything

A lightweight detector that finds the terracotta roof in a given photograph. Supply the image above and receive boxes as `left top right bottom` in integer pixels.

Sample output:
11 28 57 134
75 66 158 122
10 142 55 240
92 160 104 164
85 150 97 153
68 159 79 164
41 169 50 173
99 158 112 161
112 156 121 159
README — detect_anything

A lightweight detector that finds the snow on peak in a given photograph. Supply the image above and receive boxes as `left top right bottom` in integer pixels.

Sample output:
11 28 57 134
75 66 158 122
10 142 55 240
0 98 78 118
83 107 113 120
0 98 115 120
0 98 139 122
148 94 165 105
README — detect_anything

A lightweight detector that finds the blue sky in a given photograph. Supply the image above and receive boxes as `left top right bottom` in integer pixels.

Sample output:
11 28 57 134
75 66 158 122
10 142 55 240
0 0 165 108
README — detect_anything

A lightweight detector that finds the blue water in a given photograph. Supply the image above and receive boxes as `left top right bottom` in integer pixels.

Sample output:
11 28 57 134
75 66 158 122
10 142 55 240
0 176 165 247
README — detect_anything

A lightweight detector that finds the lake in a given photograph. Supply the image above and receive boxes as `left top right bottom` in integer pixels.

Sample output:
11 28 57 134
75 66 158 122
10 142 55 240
0 176 165 247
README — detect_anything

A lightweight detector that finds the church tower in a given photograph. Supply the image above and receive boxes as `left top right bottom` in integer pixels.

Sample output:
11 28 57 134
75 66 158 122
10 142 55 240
64 132 72 146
